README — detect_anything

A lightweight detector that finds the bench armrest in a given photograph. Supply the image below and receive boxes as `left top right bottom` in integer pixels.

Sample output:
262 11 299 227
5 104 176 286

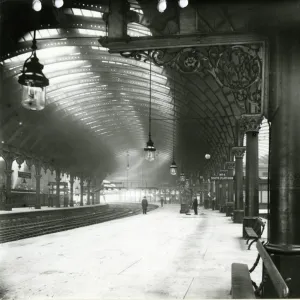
256 240 289 298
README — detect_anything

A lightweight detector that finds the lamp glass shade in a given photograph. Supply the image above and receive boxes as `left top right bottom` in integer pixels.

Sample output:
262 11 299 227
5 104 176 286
145 149 155 161
205 154 211 159
170 161 177 175
144 137 156 161
21 84 46 110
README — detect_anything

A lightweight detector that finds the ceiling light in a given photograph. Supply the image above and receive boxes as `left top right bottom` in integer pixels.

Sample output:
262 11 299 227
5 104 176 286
144 61 156 161
170 161 177 176
18 30 49 111
178 0 188 8
32 0 42 11
205 154 211 159
53 0 64 8
157 0 167 13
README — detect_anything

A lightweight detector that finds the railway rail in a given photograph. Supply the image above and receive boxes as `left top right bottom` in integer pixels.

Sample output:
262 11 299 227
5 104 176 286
0 203 158 244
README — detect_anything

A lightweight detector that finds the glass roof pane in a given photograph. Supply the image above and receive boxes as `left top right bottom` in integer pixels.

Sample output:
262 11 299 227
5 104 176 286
81 9 93 17
91 11 103 18
72 8 82 16
39 29 51 38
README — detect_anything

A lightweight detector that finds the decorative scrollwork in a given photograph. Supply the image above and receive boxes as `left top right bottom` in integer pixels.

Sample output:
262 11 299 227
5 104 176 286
214 45 261 90
249 253 261 273
120 43 263 112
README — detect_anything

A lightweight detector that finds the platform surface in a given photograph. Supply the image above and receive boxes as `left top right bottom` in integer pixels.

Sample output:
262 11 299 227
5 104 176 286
0 205 266 299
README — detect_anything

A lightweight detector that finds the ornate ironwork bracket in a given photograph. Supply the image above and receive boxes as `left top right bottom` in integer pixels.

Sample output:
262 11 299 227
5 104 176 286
120 44 263 112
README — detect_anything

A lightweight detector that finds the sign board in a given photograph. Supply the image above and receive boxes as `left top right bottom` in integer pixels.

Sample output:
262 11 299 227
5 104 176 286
211 176 234 180
18 171 31 179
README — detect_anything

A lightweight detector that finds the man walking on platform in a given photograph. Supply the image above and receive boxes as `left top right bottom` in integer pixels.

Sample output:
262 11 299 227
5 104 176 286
142 196 148 214
192 198 198 215
160 197 164 207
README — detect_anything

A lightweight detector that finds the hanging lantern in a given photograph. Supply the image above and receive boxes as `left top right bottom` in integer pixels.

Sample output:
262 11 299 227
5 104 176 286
18 31 49 111
144 61 156 161
144 135 156 161
180 172 185 182
170 161 177 175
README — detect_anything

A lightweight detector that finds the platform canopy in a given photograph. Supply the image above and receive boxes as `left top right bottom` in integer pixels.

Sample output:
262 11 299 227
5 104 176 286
1 0 293 185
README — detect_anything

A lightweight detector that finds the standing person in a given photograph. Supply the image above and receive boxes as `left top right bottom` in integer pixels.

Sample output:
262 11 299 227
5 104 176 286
211 194 216 210
142 196 148 214
192 198 198 215
160 197 164 207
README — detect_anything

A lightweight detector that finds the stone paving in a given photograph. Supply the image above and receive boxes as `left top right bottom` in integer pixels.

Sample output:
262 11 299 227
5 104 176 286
0 204 266 299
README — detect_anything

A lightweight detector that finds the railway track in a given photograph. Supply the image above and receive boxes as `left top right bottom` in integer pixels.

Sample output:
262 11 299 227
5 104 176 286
0 204 157 244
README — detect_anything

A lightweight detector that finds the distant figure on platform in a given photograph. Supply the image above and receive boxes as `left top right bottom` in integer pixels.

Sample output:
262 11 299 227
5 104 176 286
193 198 198 215
142 196 148 214
160 197 164 207
212 195 216 210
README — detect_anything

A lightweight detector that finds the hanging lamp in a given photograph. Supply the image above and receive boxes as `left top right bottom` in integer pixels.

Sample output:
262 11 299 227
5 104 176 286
18 30 49 111
170 73 177 175
144 60 156 161
180 160 185 181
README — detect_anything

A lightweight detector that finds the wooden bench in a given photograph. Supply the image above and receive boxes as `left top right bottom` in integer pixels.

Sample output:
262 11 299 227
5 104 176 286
231 240 290 299
245 217 266 250
231 263 255 299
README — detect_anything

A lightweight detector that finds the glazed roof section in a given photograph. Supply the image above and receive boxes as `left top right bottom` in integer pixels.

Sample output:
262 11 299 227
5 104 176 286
0 0 269 180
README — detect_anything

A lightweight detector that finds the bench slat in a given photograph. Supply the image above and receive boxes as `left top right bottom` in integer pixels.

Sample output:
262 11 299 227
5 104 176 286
256 240 289 298
231 263 255 299
245 227 258 238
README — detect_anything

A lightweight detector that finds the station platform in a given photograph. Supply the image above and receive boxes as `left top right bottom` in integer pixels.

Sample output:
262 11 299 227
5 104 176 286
0 204 267 299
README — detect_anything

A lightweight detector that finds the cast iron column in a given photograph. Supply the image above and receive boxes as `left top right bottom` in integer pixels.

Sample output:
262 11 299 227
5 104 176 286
232 147 246 223
220 169 228 213
241 114 262 217
80 177 84 206
241 114 262 238
34 161 42 209
215 176 220 210
86 178 91 205
2 152 14 211
55 169 61 208
69 175 74 207
225 161 235 216
263 34 300 298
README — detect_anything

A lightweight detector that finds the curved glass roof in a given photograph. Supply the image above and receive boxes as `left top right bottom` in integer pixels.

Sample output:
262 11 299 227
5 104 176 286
0 1 269 184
